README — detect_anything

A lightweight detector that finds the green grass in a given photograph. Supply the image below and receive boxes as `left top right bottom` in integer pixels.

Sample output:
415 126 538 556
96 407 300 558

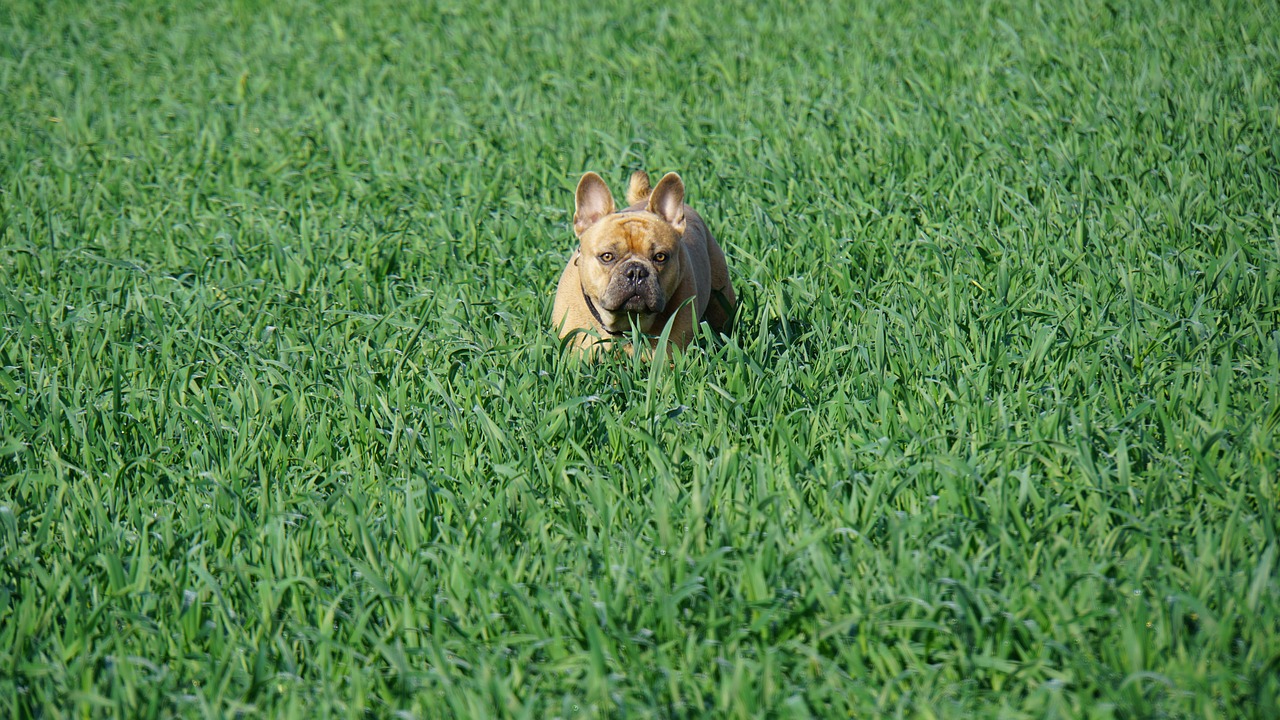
2 0 1279 716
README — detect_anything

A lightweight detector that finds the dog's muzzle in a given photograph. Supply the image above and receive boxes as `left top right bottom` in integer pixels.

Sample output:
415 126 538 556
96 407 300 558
603 262 664 315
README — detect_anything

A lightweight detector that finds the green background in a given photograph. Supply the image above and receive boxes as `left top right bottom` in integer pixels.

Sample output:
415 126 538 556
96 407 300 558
2 0 1278 716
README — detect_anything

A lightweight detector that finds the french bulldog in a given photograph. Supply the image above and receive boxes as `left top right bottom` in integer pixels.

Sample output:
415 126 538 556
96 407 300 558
552 170 734 354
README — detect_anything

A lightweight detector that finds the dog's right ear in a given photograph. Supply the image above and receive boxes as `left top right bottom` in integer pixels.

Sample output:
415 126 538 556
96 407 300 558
574 172 615 236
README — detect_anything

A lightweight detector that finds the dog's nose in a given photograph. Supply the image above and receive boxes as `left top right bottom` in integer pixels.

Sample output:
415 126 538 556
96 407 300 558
623 263 649 284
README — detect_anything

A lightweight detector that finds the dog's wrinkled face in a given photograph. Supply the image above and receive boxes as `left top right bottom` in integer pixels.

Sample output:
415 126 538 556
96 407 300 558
579 214 682 330
574 172 687 334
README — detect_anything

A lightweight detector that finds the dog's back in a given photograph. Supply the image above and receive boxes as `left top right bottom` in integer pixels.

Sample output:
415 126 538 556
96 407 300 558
624 171 733 334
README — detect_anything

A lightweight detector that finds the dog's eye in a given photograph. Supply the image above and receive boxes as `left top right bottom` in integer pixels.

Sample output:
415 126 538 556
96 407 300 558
599 252 614 263
653 252 668 263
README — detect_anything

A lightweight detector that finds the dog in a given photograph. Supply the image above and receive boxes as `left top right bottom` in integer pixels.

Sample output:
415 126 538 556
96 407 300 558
552 170 734 354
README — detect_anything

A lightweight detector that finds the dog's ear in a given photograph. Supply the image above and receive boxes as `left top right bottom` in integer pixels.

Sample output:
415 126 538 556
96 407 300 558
626 170 652 205
647 172 685 233
574 172 616 236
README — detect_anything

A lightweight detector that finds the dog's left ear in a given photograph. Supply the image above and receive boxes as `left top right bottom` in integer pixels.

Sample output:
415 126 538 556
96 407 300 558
647 173 685 233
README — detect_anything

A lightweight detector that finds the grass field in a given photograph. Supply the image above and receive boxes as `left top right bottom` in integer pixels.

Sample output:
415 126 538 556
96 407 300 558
2 0 1279 716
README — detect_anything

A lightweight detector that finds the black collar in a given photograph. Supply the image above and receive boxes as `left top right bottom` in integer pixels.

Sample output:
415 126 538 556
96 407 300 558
582 288 626 337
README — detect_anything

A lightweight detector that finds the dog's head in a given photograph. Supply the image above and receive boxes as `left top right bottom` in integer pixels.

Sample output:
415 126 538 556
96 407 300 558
573 171 687 334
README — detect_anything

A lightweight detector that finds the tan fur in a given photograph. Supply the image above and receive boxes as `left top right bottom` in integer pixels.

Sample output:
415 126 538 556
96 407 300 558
553 171 735 355
626 170 652 205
